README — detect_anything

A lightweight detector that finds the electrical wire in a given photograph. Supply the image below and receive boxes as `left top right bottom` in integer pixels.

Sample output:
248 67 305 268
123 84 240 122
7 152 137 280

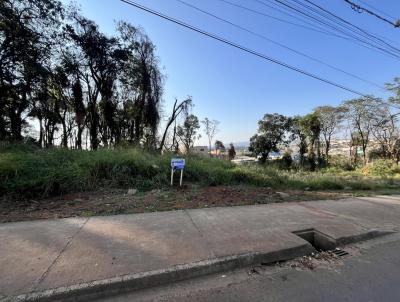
119 0 381 100
176 0 384 89
264 0 400 58
344 0 400 28
217 0 398 59
358 0 397 21
299 0 400 54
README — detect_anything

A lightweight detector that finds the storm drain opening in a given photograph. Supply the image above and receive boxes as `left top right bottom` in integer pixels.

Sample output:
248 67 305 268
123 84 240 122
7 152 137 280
330 248 349 257
293 228 337 251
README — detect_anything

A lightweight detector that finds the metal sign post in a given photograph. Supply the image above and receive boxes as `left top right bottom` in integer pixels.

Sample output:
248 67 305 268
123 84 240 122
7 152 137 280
171 158 185 186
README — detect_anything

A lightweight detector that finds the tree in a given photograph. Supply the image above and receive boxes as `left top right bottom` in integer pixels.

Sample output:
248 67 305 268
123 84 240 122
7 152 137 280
0 0 63 140
386 78 400 103
71 78 86 149
249 113 291 163
291 116 308 165
215 140 225 151
65 14 126 148
202 118 219 157
158 97 192 152
177 114 201 153
314 106 344 163
370 101 400 163
342 98 375 164
299 112 321 169
117 21 163 148
0 0 165 150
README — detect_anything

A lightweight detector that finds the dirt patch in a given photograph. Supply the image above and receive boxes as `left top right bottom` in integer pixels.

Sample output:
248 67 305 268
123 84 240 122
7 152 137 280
249 246 359 276
0 185 344 223
283 251 345 271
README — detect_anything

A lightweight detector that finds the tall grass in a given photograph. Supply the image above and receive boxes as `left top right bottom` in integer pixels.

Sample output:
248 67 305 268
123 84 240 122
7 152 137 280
0 143 397 198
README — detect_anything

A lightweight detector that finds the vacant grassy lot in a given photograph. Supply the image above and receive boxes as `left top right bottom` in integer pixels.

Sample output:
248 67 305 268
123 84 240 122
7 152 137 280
1 144 400 222
1 144 399 199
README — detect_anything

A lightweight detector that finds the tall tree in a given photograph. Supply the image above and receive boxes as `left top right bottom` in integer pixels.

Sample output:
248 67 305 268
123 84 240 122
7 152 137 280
342 98 375 164
65 14 124 148
202 118 219 157
118 21 163 148
0 0 63 140
249 113 291 163
314 106 344 163
299 113 321 169
370 101 400 163
71 77 86 149
158 97 192 152
177 114 201 153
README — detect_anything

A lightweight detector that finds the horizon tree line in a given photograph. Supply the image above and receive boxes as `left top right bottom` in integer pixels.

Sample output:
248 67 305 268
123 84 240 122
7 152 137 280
249 79 400 167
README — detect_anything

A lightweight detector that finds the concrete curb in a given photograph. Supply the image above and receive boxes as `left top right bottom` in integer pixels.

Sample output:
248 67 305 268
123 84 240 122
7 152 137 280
5 244 313 302
336 229 396 246
4 229 394 302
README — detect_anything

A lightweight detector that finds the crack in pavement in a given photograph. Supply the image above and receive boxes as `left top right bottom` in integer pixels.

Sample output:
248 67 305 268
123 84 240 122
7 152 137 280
184 210 216 258
31 217 90 292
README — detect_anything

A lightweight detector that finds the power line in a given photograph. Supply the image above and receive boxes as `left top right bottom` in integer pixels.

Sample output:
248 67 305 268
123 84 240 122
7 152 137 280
216 0 347 38
298 0 400 54
176 0 384 89
265 0 400 59
344 0 400 28
255 0 400 59
358 0 397 21
218 0 398 59
295 0 399 46
119 0 381 100
286 0 400 51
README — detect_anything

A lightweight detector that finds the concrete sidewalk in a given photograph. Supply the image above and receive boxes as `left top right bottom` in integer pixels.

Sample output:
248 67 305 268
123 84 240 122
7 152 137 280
1 195 400 300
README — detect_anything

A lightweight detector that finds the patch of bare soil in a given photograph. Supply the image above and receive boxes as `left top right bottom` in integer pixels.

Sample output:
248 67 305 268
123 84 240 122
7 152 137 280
283 251 345 271
0 185 343 223
249 246 359 276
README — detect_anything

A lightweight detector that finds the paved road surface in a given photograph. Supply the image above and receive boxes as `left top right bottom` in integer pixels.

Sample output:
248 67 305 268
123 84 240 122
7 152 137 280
2 195 400 299
98 233 400 302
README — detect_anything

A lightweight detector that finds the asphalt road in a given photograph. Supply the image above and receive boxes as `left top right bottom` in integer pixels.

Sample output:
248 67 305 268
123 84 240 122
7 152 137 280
97 233 400 302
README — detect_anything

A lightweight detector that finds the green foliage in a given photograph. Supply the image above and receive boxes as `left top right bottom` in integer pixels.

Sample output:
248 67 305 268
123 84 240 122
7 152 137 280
1 145 398 199
327 155 354 171
177 114 201 152
249 113 291 162
367 159 399 176
368 148 386 161
278 151 293 169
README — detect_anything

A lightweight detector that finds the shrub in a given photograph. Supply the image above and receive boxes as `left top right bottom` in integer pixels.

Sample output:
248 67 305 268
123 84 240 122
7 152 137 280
368 159 396 177
329 154 354 171
280 151 293 169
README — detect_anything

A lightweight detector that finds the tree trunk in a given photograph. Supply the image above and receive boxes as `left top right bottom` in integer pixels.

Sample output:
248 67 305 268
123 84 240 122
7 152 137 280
325 141 330 164
61 121 68 148
38 117 43 147
9 107 22 141
76 125 83 149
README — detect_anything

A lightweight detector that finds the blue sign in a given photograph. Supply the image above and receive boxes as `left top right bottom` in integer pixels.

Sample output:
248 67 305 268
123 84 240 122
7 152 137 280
171 158 185 170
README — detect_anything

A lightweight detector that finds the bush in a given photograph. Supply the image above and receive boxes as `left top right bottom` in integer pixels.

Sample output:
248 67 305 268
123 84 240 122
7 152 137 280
367 159 396 177
328 154 354 171
280 151 293 169
368 149 386 161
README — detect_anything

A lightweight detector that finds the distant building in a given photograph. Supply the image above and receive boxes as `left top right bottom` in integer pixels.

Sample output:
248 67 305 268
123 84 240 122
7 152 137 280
190 146 208 156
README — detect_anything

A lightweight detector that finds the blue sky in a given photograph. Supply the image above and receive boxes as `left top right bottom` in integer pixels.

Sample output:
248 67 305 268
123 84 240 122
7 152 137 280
67 0 400 145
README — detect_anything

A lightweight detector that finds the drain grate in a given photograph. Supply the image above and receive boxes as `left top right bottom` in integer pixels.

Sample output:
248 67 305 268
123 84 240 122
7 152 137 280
330 248 349 257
